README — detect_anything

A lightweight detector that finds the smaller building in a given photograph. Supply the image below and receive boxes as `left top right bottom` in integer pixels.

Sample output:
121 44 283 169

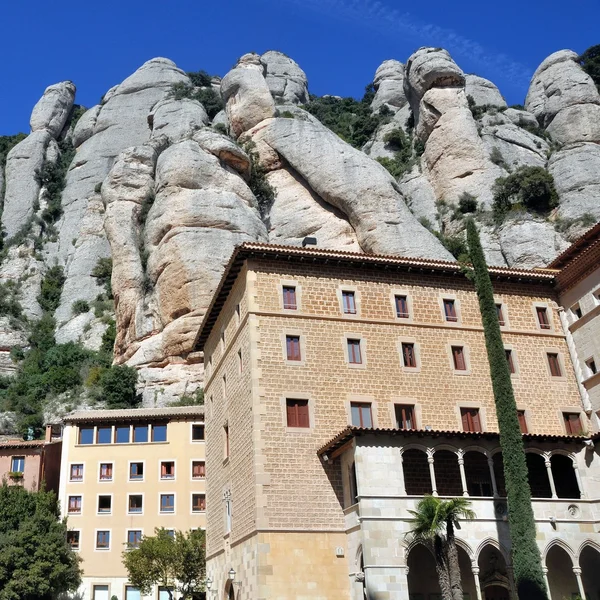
58 406 206 600
0 426 62 493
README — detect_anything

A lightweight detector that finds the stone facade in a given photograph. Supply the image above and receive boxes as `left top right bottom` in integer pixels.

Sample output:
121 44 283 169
198 242 598 600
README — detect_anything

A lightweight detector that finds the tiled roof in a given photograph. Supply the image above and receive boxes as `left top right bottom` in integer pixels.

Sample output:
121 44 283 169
0 439 55 449
317 426 588 456
548 221 600 269
64 406 204 424
194 242 558 350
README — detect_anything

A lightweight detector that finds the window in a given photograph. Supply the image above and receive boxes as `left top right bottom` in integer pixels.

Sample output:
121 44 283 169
351 402 373 428
10 456 24 473
96 530 110 550
79 427 93 445
192 424 204 441
99 463 113 481
192 493 206 512
68 496 82 514
585 358 597 377
401 342 417 368
517 410 528 434
395 295 409 318
222 374 227 395
133 425 148 443
224 493 232 534
224 425 229 458
505 349 516 374
161 461 175 479
70 464 83 481
125 587 141 600
286 399 310 428
536 306 551 329
152 424 167 442
571 304 582 320
93 586 109 600
547 353 562 377
563 412 583 435
238 349 243 373
461 408 482 433
235 303 240 322
283 286 297 310
395 404 415 430
342 290 357 314
160 494 175 513
443 299 458 322
128 495 143 514
129 462 144 480
286 335 301 361
496 303 506 326
66 531 80 550
115 425 130 443
98 495 112 514
347 339 362 364
451 346 467 371
192 461 206 479
127 530 142 548
165 529 175 538
96 427 112 444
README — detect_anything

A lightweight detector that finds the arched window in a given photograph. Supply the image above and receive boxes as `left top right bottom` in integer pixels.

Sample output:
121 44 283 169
526 453 552 498
550 455 580 499
433 450 462 496
402 449 431 495
464 451 493 497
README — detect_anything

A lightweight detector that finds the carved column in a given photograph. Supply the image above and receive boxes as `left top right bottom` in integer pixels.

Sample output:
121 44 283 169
572 460 585 499
544 454 558 499
427 449 438 496
457 449 469 497
487 455 499 497
471 565 483 600
542 567 550 598
573 566 585 599
398 451 407 496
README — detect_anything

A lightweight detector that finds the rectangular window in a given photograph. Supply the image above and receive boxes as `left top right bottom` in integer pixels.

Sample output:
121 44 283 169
536 306 551 329
97 495 112 514
505 349 515 374
571 304 582 319
93 585 109 600
125 587 141 600
133 425 148 443
286 335 301 361
96 530 110 550
99 463 113 481
461 408 482 433
342 290 357 314
127 530 142 548
401 342 417 368
238 349 243 373
192 460 206 479
585 358 597 376
452 346 466 371
443 299 458 322
192 424 204 441
517 410 528 434
128 495 143 514
496 303 506 326
547 353 562 377
192 493 206 512
68 496 82 514
152 424 167 442
129 462 144 480
161 461 175 479
395 404 415 430
282 286 297 310
563 412 583 435
70 464 83 481
347 339 362 364
96 426 112 444
224 425 229 458
10 456 24 473
225 498 232 534
160 494 175 513
350 402 373 428
79 427 94 445
395 295 409 318
286 399 310 428
115 425 130 444
66 531 80 550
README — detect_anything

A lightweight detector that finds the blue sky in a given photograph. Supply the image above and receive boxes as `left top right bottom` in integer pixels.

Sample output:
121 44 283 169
0 0 597 135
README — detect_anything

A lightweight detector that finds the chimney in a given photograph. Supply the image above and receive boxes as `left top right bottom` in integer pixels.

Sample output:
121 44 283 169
302 237 317 247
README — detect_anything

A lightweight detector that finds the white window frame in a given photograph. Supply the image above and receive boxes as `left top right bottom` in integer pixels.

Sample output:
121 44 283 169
190 422 205 443
191 459 206 481
69 462 85 483
190 492 207 514
98 461 114 483
127 492 145 516
159 459 177 481
94 528 111 552
96 493 113 516
159 492 176 515
128 460 145 482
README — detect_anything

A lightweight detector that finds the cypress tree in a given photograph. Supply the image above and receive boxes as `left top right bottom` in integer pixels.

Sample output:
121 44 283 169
466 219 548 599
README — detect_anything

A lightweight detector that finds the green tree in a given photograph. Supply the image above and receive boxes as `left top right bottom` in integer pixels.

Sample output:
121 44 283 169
408 495 475 600
100 364 139 409
0 483 81 599
578 44 600 90
122 528 206 600
466 219 548 600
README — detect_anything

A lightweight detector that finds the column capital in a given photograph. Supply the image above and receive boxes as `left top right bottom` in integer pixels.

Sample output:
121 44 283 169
471 566 480 575
572 566 582 575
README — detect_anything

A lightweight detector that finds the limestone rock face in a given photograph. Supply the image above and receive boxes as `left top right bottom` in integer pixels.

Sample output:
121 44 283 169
465 75 506 108
72 105 101 147
221 53 276 138
371 60 406 113
261 51 309 105
503 107 539 129
149 98 209 143
29 81 76 137
398 167 440 231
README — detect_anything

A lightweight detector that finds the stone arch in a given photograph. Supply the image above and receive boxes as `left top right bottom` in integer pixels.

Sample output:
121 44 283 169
463 449 494 497
579 541 600 600
455 537 474 559
477 542 512 596
433 448 462 496
577 538 600 560
475 538 511 565
543 538 577 563
525 451 552 498
402 448 431 495
550 453 580 499
224 579 236 600
407 542 440 598
545 542 578 600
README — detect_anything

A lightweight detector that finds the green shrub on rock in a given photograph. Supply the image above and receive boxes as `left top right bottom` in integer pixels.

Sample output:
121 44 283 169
100 365 139 409
578 45 600 90
72 300 90 315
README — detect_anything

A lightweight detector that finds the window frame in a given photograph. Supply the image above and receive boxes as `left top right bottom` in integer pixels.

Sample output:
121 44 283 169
344 336 365 367
96 426 112 445
460 407 482 433
78 427 94 445
159 493 176 514
132 424 149 444
584 357 597 378
95 529 111 551
10 456 25 473
505 347 516 375
284 333 303 363
191 423 205 442
67 495 82 515
350 401 373 428
449 344 470 374
97 494 113 515
517 410 529 434
191 460 206 480
441 297 460 323
546 351 564 378
69 463 84 482
115 425 131 444
151 423 168 443
395 403 416 430
98 462 113 482
127 493 144 515
534 304 553 331
191 493 206 513
285 398 310 429
128 461 145 482
160 460 176 481
495 302 507 327
341 289 358 315
399 339 420 371
66 530 80 551
563 412 584 435
126 529 143 549
282 285 298 311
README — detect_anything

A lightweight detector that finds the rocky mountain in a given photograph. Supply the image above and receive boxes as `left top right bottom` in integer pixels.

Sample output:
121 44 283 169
0 46 599 426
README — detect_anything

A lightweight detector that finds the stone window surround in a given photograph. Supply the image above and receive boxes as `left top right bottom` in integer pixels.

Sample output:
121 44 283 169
280 329 306 366
438 293 462 325
557 407 587 435
346 394 378 428
128 459 145 482
503 344 520 378
446 341 472 375
280 278 302 312
279 393 315 432
390 288 414 323
517 406 531 433
543 347 567 380
494 296 510 328
94 528 111 552
532 302 555 332
343 333 367 368
454 401 487 432
389 397 422 430
397 336 421 372
96 493 113 515
337 284 361 317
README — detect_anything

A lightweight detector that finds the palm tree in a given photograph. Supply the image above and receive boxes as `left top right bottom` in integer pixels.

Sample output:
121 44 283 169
407 495 475 600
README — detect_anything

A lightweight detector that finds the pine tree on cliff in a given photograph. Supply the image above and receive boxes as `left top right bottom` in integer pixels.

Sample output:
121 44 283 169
466 219 548 600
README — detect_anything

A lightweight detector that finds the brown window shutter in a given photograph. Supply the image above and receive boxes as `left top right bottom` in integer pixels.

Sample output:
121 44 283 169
517 411 528 434
548 353 561 376
444 300 457 321
505 349 515 373
496 304 505 326
396 296 408 318
461 409 470 431
537 307 550 328
472 410 481 432
453 346 466 370
298 402 310 428
402 343 416 368
161 463 167 476
286 401 297 427
283 286 297 309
